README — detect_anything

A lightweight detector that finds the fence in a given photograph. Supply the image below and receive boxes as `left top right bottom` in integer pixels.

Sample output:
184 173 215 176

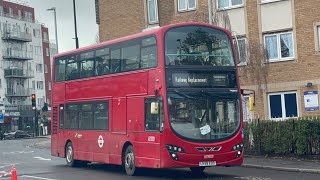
244 116 320 158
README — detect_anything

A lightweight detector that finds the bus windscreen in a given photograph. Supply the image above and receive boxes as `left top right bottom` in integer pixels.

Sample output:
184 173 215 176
165 26 235 67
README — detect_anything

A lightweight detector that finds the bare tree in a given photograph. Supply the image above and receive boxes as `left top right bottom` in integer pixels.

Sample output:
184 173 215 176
212 9 231 32
93 32 100 44
239 42 269 91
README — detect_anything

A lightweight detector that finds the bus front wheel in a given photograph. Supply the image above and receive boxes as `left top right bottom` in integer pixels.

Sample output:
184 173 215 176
190 167 206 174
124 145 136 176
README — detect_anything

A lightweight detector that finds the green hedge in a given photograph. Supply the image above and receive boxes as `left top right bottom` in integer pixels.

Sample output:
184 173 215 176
244 117 320 156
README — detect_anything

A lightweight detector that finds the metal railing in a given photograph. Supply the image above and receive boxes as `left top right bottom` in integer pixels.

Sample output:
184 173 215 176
5 88 32 97
4 68 34 78
3 49 33 60
2 30 32 42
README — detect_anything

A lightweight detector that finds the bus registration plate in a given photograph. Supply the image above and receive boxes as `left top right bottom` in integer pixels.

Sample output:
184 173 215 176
199 161 216 166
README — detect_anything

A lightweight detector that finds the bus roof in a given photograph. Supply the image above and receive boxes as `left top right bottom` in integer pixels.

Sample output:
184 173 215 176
54 22 231 59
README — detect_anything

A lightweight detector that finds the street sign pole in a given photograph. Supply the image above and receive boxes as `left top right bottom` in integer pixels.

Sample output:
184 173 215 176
34 109 38 137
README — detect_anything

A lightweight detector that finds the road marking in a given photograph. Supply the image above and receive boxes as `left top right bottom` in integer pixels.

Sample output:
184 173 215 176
33 157 51 161
0 177 11 179
21 175 58 180
0 163 20 169
235 176 272 180
2 151 34 155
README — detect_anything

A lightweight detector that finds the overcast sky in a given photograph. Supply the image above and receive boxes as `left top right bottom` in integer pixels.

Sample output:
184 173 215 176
25 0 99 53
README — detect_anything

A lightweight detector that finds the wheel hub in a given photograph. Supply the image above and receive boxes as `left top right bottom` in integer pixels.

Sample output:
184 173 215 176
66 146 73 163
125 152 134 170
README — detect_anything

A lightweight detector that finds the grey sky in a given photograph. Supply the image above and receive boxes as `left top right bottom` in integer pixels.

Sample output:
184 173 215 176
25 0 99 53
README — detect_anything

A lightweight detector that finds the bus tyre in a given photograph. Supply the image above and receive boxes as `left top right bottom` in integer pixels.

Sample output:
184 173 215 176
124 145 136 176
66 142 80 167
190 167 206 174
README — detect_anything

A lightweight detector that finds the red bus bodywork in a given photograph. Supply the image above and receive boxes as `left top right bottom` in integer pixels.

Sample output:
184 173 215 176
51 22 244 171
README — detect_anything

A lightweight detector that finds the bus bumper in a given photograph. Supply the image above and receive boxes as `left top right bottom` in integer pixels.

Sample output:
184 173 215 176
161 149 243 168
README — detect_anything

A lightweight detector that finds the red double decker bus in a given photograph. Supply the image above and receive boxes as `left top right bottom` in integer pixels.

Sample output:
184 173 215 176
51 22 244 175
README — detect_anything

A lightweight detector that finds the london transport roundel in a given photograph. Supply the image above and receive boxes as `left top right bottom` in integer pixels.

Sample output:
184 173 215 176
98 135 104 148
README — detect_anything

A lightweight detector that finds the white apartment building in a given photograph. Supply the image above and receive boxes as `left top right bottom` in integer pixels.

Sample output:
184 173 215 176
0 0 52 133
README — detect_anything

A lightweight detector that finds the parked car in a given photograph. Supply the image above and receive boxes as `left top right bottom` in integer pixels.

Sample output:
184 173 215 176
3 130 31 139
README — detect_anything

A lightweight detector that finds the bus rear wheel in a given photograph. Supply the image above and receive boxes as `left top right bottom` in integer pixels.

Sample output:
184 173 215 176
123 145 136 176
190 167 206 174
66 142 87 167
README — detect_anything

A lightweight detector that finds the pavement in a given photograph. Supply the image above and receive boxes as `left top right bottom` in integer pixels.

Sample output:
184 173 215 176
29 136 320 174
243 156 320 174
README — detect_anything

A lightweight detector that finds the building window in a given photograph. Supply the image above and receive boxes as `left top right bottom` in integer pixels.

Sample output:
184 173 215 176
46 48 49 56
32 81 35 90
37 81 44 89
234 37 247 65
36 64 43 73
33 29 40 38
38 98 45 108
0 6 3 16
316 25 320 51
147 0 159 23
9 8 13 17
35 46 42 55
268 92 298 119
264 32 294 62
18 10 21 19
48 81 51 90
43 32 48 41
45 64 48 73
178 0 196 11
261 0 283 3
217 0 243 9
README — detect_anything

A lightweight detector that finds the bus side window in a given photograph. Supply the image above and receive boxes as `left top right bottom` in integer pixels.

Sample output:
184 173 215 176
141 36 158 69
96 57 110 76
141 45 157 69
80 59 94 78
111 49 121 73
66 56 79 80
145 98 162 131
95 47 110 76
65 104 79 129
122 43 140 71
55 58 66 82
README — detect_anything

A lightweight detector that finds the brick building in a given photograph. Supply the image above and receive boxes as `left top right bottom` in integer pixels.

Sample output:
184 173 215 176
97 0 320 120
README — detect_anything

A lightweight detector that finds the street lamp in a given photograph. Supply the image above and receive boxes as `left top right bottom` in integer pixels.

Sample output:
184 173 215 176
208 0 213 24
73 0 79 49
47 7 59 53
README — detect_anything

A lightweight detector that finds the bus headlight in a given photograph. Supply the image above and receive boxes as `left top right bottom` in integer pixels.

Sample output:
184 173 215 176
232 142 244 158
166 144 184 153
232 142 244 151
166 144 184 161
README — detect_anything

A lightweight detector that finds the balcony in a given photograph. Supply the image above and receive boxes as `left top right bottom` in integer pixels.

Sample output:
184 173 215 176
4 68 34 78
3 13 34 23
5 88 32 97
4 104 32 111
2 30 32 42
3 49 33 60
